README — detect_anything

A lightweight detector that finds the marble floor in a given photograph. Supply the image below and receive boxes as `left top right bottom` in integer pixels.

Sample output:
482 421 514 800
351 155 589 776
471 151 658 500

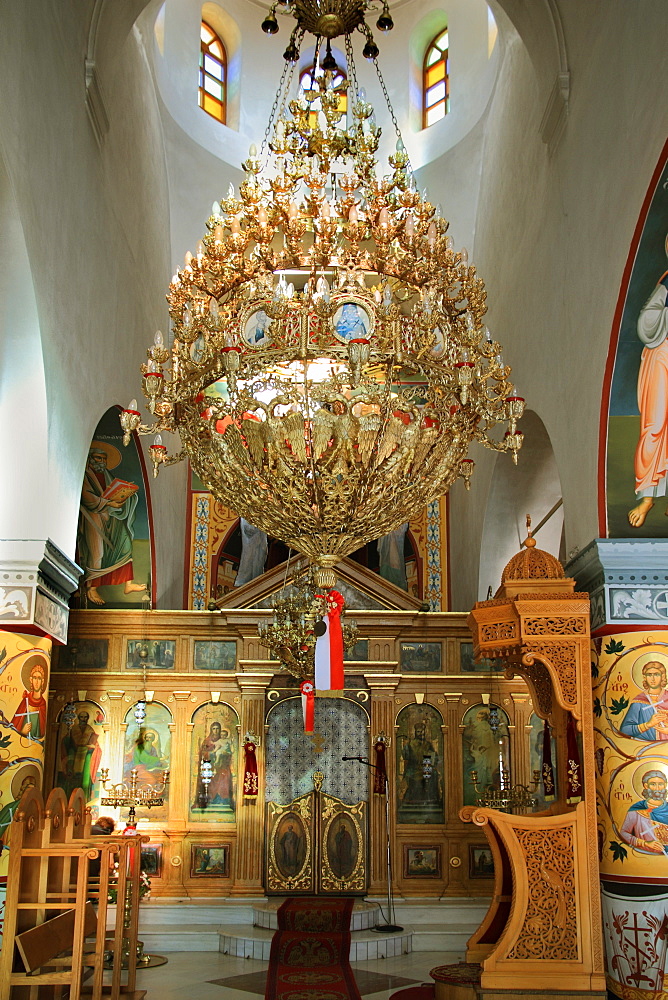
133 948 452 999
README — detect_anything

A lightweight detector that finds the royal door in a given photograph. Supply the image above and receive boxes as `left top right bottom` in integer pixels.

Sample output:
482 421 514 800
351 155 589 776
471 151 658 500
264 696 369 895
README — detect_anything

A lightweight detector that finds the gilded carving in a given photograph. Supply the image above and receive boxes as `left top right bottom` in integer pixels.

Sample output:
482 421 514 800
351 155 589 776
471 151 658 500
319 793 366 893
480 621 518 643
525 641 578 709
523 617 587 636
508 827 578 961
512 660 553 718
266 793 314 893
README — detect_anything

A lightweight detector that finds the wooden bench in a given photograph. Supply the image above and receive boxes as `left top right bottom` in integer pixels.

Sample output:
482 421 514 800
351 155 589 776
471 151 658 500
0 787 147 1000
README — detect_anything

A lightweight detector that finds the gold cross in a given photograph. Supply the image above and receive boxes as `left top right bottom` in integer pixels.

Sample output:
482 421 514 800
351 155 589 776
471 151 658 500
311 732 326 753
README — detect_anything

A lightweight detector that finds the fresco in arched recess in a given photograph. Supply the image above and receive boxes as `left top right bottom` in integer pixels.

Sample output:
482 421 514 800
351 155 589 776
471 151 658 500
602 138 668 538
461 702 510 807
52 699 106 810
395 703 444 824
478 409 564 600
74 405 154 609
122 700 172 821
189 700 239 822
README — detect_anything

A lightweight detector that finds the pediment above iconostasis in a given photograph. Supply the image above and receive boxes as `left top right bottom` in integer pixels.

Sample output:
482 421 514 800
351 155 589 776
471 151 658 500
218 554 423 613
186 487 450 612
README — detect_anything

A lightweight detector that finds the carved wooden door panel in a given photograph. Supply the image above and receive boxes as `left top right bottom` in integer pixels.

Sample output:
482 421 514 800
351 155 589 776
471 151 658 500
318 790 366 894
264 696 369 894
266 782 367 895
266 791 314 893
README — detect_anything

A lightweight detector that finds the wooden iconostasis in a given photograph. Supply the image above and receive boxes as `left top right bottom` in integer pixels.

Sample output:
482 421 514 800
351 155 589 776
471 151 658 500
45 607 544 900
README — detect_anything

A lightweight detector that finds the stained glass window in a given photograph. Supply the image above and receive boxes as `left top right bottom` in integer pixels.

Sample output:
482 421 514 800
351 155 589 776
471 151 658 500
423 28 449 128
299 63 348 130
199 21 226 123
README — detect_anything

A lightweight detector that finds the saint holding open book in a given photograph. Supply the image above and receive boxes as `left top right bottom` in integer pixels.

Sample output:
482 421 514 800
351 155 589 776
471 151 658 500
77 441 147 605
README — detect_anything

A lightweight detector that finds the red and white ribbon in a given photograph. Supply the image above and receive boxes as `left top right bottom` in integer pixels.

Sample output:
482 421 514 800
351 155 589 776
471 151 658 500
300 680 315 732
314 590 345 693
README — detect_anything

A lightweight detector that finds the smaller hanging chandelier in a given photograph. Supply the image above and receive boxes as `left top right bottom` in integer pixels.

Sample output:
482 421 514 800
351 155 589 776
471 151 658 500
258 571 358 678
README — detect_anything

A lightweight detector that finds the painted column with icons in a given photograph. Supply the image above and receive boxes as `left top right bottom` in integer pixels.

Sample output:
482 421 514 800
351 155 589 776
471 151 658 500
593 632 668 1000
0 631 52 941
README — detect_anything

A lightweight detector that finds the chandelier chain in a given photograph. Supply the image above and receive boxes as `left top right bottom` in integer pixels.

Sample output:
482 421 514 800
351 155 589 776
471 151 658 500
371 57 411 173
344 34 359 112
260 55 298 164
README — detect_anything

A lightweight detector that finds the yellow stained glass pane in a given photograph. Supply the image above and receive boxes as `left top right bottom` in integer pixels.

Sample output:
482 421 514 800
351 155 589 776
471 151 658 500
426 61 445 89
203 93 223 121
210 40 223 58
338 93 347 114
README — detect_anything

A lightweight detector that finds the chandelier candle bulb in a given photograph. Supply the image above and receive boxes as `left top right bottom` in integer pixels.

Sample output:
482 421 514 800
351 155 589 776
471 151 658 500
124 0 525 575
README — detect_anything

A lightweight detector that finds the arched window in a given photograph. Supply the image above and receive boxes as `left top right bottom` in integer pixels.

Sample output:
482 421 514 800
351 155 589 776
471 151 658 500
299 63 347 129
199 20 226 123
423 28 449 128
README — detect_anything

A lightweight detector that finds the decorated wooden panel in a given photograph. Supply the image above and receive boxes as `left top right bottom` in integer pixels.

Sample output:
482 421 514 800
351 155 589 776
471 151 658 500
266 792 314 893
190 701 238 820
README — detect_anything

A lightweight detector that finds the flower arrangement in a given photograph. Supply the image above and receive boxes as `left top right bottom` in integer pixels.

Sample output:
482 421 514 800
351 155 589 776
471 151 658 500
107 861 152 904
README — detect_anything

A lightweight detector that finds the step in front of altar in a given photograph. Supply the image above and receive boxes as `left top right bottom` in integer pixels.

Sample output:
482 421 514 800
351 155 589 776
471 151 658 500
219 922 413 961
392 899 490 953
253 898 380 931
131 897 489 956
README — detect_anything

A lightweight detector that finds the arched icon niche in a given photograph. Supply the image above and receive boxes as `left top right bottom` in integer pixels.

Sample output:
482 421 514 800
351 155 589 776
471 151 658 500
461 702 511 807
189 701 239 821
395 703 444 824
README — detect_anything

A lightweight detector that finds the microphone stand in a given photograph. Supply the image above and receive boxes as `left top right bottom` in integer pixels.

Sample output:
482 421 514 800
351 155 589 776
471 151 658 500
342 755 403 933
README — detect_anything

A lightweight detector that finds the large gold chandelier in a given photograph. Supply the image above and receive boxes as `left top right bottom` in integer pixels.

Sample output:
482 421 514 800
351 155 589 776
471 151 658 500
123 0 524 588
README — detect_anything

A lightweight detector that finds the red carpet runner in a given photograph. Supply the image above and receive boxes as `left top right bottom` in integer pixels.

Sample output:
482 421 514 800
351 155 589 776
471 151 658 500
264 897 362 1000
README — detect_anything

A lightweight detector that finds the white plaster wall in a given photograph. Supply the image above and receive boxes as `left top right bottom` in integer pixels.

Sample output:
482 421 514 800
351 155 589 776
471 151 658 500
478 411 564 601
146 0 497 174
447 0 668 610
0 0 184 609
0 154 48 541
